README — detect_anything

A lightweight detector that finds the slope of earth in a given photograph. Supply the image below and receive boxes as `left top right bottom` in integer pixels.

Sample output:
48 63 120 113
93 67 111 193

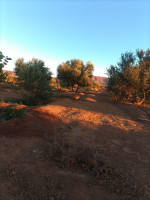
0 83 23 101
3 70 16 77
92 76 108 85
0 90 150 200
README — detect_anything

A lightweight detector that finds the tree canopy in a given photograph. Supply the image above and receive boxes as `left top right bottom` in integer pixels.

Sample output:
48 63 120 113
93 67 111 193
0 51 11 82
57 59 94 91
107 49 150 104
15 58 52 103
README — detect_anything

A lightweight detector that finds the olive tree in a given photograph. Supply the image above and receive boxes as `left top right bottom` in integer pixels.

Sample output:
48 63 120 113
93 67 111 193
0 51 11 82
107 49 150 104
15 58 52 104
57 59 94 91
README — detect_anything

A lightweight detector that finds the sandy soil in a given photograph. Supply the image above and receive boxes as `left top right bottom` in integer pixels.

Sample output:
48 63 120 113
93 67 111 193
0 90 150 200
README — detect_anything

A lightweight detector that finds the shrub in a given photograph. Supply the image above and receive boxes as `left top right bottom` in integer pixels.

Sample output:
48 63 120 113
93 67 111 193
0 107 24 121
15 58 53 104
0 51 11 83
107 49 150 104
6 97 51 106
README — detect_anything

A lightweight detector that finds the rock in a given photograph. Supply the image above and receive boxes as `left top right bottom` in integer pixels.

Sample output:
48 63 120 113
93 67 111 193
89 159 98 169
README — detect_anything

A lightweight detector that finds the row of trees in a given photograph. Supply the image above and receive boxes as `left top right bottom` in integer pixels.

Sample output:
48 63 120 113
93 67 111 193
2 48 149 105
107 49 150 104
0 52 95 104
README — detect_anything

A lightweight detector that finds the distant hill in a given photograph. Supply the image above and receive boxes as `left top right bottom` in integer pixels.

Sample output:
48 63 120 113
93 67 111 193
92 76 108 85
3 70 16 77
3 70 108 85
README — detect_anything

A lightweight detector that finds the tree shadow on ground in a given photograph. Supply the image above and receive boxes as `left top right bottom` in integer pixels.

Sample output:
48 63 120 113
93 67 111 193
52 92 150 123
0 108 149 200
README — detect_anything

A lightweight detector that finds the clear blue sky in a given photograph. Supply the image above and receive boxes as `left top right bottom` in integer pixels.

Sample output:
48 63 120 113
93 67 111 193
0 0 150 76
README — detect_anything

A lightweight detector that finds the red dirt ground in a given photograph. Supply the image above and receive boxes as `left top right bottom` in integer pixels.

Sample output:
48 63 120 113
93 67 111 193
0 89 150 200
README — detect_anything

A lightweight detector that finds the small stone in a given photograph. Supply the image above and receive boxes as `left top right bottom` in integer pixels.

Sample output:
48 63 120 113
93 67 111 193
68 125 72 129
89 159 98 168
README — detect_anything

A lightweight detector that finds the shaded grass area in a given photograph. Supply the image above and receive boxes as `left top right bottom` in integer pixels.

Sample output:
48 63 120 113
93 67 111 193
2 96 53 106
2 93 70 106
0 107 24 121
53 93 71 98
6 98 38 106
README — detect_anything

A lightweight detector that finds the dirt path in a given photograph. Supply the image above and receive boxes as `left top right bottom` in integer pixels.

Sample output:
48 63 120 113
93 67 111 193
0 91 150 200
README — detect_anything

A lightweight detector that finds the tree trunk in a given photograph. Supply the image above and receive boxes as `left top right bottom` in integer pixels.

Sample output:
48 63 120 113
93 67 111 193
76 86 79 92
137 91 146 105
146 89 150 95
71 85 74 92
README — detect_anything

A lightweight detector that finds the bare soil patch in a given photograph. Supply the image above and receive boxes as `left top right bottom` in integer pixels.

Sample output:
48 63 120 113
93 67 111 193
0 90 150 200
0 84 23 101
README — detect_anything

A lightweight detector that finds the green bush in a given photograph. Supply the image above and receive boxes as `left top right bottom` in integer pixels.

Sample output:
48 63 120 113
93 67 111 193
7 96 53 106
107 49 150 104
15 58 53 104
0 107 24 121
0 51 11 83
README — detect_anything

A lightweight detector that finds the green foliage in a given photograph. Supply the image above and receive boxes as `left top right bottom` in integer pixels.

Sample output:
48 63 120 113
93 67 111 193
0 51 11 83
83 82 102 91
107 49 150 104
14 58 52 104
0 107 24 121
92 82 102 90
5 75 15 83
57 59 94 91
55 94 70 98
6 98 37 106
